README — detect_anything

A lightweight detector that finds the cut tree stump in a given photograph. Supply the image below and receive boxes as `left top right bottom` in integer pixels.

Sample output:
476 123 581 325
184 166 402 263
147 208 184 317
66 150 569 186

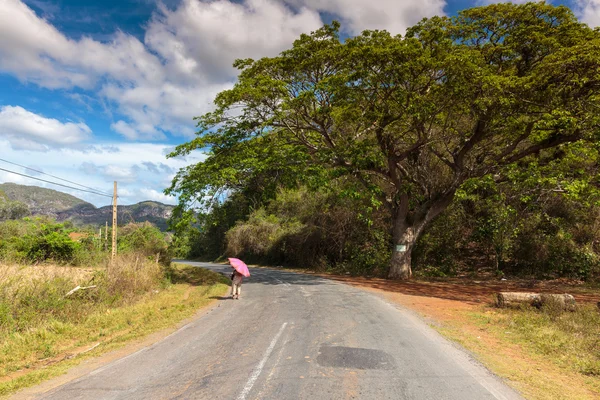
495 292 576 310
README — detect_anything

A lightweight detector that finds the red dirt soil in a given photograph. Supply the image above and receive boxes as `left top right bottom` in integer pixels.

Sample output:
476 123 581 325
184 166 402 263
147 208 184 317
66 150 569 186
309 273 600 305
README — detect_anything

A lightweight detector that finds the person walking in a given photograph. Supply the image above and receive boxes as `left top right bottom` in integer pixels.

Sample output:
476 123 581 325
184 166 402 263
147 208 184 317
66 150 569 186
228 258 250 300
230 266 243 299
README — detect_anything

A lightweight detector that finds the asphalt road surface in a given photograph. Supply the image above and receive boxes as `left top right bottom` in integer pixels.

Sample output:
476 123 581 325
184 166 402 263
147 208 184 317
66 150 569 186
36 261 523 400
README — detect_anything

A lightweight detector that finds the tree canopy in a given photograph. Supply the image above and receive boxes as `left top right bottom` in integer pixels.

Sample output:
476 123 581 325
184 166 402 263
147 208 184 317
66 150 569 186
168 2 600 279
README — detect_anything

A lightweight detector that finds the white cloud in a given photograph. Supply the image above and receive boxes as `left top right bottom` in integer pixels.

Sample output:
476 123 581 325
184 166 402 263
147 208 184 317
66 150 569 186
110 120 163 141
145 0 323 80
0 0 451 142
0 139 206 206
139 188 177 205
574 0 600 27
103 165 138 181
0 0 324 140
0 105 91 151
0 0 164 89
286 0 446 34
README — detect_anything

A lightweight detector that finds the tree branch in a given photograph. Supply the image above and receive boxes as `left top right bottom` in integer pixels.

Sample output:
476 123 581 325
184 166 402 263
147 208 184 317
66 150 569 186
503 129 582 164
454 117 488 168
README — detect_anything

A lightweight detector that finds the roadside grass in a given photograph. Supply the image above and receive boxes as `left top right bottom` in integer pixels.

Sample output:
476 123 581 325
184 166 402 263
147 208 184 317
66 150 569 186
0 261 229 397
493 303 600 378
434 303 600 400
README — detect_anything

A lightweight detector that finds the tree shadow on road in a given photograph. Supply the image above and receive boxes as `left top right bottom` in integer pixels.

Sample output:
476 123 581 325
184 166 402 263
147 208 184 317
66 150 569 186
320 275 600 305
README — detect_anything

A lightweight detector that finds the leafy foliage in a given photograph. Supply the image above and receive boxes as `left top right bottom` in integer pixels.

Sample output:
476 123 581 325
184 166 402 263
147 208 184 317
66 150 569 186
168 3 600 279
0 196 29 221
0 217 171 266
118 222 169 258
225 186 391 275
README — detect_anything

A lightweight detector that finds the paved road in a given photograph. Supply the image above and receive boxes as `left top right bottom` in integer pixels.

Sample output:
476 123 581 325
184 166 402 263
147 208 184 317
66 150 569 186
36 262 522 400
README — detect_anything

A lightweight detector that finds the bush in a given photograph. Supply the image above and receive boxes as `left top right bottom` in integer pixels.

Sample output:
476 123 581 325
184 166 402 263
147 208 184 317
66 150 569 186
0 198 29 221
413 177 600 281
0 218 79 264
0 218 170 267
223 187 391 275
24 230 79 263
118 222 168 257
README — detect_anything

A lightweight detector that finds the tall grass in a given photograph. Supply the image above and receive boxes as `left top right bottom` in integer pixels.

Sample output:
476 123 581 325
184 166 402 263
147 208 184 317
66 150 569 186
0 255 166 377
0 261 228 396
0 256 164 335
499 304 600 377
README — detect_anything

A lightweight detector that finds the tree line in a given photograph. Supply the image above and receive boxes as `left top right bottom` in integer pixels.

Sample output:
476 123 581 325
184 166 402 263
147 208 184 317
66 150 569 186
167 3 600 280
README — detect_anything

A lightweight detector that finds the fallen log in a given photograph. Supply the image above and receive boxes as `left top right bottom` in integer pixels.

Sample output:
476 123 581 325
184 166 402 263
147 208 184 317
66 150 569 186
495 292 539 308
495 292 576 310
537 294 576 311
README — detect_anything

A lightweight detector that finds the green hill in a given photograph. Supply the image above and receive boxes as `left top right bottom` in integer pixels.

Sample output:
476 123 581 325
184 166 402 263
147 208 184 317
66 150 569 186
0 182 89 215
0 183 173 230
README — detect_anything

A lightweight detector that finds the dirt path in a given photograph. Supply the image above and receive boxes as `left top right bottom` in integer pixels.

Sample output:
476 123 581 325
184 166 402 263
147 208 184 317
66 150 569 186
319 275 600 305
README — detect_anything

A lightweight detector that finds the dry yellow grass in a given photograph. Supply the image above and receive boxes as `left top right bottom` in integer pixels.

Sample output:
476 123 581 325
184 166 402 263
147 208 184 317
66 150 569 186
0 262 228 398
0 263 96 285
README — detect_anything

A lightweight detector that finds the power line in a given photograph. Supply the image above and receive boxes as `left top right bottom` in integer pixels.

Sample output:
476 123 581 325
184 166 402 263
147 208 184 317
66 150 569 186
0 166 113 198
0 157 112 196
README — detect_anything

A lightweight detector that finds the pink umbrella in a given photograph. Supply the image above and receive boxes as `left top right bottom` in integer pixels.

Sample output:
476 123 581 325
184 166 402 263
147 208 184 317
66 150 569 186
228 258 250 277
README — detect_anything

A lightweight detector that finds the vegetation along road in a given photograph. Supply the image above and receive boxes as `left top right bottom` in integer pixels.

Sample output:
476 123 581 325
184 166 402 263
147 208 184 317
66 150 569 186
35 262 522 400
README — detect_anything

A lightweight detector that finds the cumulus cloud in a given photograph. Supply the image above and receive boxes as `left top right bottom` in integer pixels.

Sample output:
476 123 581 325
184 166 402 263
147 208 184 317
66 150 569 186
0 0 164 89
0 0 452 142
574 0 600 27
286 0 446 34
0 139 205 206
145 0 323 80
0 105 91 151
110 120 164 141
138 188 176 204
0 0 324 140
142 162 174 174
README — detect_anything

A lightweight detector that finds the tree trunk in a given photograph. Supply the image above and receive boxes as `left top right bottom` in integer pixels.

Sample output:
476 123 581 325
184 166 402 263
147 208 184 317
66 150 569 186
495 292 540 307
387 191 456 280
388 225 415 279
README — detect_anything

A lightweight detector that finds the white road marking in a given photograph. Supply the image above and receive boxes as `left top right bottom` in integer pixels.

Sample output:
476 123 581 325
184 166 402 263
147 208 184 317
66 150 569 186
237 322 288 400
255 326 291 399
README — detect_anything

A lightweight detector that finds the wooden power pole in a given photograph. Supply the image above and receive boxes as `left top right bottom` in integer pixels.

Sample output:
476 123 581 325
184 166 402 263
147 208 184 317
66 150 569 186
104 221 108 251
111 181 117 262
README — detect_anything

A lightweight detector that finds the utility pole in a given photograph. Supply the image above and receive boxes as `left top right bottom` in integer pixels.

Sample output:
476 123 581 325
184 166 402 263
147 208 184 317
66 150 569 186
104 221 108 251
98 228 102 250
111 181 117 263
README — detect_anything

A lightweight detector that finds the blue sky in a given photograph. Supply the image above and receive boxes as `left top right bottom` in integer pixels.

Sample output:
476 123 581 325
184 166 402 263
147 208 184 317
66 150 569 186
0 0 598 207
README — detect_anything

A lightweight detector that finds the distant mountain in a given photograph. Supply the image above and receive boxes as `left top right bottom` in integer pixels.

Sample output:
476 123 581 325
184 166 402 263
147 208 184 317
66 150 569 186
0 183 174 230
0 182 88 215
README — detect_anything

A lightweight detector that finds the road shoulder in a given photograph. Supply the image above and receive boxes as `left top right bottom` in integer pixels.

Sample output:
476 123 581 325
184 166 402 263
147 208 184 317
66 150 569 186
8 283 229 400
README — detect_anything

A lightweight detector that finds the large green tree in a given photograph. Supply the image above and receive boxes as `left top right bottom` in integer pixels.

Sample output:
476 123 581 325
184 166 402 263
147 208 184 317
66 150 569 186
169 3 600 279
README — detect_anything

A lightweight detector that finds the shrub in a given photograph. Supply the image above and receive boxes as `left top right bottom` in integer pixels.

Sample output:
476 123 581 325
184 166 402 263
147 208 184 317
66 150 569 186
0 218 79 264
223 186 392 274
24 230 79 263
118 222 168 259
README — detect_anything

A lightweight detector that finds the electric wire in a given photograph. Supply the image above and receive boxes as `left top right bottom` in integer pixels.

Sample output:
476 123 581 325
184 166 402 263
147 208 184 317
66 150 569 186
0 157 111 196
0 166 113 198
